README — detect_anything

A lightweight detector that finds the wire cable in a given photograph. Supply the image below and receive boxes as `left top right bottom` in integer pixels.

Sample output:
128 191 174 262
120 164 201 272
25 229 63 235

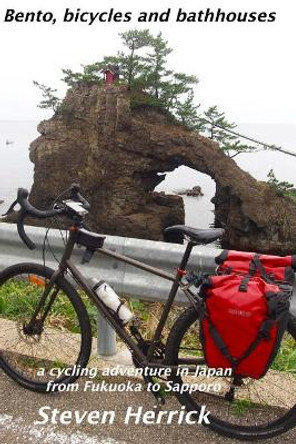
202 119 296 158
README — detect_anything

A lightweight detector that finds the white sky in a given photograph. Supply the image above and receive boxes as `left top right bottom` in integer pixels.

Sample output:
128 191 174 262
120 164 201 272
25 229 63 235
0 0 295 123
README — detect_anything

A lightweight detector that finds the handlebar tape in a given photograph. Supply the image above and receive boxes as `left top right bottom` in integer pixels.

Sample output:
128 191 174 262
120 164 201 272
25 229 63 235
17 208 36 250
17 188 64 218
16 188 65 250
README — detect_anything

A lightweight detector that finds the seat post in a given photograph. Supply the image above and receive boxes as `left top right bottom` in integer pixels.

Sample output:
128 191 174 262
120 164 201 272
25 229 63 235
179 241 195 272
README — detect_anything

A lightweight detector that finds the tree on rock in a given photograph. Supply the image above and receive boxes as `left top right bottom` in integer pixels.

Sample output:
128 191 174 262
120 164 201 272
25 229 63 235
33 81 61 113
32 30 271 162
198 106 259 158
174 90 201 130
119 29 153 89
142 32 173 99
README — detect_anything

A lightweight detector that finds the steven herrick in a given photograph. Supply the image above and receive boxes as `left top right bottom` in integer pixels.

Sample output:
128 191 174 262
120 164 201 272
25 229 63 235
124 405 210 425
35 405 211 425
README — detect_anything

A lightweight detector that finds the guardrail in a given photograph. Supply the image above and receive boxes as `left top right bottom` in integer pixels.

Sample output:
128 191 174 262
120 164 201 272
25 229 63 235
1 223 295 356
0 223 219 356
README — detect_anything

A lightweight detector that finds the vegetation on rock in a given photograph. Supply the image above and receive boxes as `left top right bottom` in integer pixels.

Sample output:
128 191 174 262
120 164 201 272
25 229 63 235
33 81 62 113
33 29 259 159
198 106 259 158
267 169 296 198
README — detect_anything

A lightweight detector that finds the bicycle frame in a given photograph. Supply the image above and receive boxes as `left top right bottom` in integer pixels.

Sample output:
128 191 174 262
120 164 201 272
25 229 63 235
40 229 201 369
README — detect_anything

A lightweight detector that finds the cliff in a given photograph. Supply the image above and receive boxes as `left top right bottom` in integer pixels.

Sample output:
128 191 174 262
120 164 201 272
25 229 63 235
29 85 296 253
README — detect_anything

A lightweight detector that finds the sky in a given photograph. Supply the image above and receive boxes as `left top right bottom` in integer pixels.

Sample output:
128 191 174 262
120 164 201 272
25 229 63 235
0 0 295 125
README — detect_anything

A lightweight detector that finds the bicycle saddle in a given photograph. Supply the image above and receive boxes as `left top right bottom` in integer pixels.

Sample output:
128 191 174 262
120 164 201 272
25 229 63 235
164 225 225 244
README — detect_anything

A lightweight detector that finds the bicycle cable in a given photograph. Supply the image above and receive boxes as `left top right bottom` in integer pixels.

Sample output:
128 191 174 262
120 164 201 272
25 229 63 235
41 185 75 273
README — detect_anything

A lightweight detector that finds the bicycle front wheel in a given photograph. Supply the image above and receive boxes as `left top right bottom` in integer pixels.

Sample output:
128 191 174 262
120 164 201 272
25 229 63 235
165 307 296 441
0 263 92 392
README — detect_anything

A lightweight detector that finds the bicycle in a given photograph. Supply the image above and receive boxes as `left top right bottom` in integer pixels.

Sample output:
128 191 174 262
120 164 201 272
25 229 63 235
0 184 295 441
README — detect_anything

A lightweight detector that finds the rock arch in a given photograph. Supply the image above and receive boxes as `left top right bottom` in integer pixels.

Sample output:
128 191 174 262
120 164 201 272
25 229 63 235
29 85 296 253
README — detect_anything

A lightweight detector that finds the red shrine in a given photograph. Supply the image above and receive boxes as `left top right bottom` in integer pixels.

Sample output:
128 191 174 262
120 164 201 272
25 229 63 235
101 65 120 85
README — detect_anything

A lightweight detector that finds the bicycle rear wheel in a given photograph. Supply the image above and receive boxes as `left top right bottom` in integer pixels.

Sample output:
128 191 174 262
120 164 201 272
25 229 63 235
165 307 296 440
0 263 92 392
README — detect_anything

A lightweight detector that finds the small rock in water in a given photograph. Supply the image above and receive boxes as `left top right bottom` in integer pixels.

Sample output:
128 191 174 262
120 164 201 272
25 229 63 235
176 185 204 197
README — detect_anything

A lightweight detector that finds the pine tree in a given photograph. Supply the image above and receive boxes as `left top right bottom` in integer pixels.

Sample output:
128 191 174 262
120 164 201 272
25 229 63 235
119 29 153 89
267 169 294 194
32 81 61 112
175 90 200 130
199 106 259 158
142 32 173 99
61 62 104 86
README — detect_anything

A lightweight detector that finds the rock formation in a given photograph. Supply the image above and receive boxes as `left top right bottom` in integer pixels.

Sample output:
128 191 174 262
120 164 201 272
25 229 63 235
29 85 296 253
177 186 204 197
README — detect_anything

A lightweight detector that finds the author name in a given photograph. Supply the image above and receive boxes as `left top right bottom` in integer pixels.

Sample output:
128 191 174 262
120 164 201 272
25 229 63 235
35 405 210 425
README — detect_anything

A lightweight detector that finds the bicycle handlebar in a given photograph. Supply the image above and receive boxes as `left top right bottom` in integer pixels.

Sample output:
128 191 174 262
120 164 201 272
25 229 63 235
16 208 38 250
17 188 65 219
13 184 90 250
15 188 65 250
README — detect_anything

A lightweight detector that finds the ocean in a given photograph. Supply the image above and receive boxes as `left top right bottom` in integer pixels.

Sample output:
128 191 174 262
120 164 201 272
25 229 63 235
0 121 36 213
1 120 296 229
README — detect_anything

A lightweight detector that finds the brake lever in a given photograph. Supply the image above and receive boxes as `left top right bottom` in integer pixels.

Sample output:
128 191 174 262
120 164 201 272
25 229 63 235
1 198 18 217
70 183 90 210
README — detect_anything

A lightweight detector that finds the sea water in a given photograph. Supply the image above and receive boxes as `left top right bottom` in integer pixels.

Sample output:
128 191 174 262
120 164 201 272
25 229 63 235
0 120 36 213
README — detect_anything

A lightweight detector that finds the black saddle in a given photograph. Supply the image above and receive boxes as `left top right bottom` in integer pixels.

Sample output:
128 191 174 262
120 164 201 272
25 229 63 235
164 225 224 245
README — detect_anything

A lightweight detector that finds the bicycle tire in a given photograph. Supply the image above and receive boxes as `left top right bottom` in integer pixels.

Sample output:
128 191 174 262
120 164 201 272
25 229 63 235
0 262 92 392
165 307 296 441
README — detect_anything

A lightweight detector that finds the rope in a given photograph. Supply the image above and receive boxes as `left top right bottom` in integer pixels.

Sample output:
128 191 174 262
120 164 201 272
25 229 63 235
202 120 296 158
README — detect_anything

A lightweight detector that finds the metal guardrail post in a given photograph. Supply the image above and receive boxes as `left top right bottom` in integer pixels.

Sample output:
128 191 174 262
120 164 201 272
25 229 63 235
97 312 117 356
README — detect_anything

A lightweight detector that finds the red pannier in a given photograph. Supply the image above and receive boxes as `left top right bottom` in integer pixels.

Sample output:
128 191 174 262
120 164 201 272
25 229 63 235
215 249 296 285
199 250 293 379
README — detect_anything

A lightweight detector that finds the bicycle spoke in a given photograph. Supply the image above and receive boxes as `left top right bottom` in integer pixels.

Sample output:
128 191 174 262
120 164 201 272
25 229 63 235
0 268 90 388
255 381 292 409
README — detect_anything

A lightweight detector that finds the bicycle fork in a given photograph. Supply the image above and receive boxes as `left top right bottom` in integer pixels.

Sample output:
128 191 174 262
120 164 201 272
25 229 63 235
23 269 61 335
